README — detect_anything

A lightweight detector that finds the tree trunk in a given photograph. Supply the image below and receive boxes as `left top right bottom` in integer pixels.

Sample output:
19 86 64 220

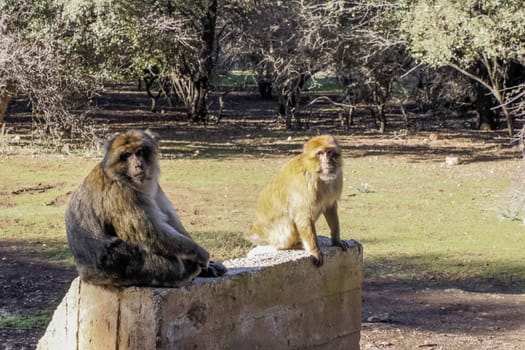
178 0 217 123
192 0 216 123
276 73 310 130
278 89 301 130
277 92 292 129
449 62 513 135
188 80 209 123
0 84 15 124
378 105 386 133
257 80 272 99
502 105 514 136
473 83 497 131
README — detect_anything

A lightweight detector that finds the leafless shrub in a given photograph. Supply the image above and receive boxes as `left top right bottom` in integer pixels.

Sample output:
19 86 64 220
334 2 410 132
224 0 345 129
0 3 98 150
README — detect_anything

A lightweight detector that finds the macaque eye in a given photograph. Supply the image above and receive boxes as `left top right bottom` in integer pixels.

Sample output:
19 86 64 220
120 152 132 161
138 148 152 160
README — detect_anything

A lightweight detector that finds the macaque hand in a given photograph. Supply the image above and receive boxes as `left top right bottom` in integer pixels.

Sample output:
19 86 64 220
179 244 209 268
199 260 228 277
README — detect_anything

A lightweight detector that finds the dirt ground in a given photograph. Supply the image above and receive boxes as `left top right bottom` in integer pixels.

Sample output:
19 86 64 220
361 281 525 350
0 245 76 350
2 86 525 349
2 252 524 350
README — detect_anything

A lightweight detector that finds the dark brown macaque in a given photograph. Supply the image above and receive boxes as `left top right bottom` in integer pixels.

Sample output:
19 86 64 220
65 130 226 287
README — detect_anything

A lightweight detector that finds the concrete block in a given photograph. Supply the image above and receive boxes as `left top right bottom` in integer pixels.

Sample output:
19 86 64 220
38 238 363 350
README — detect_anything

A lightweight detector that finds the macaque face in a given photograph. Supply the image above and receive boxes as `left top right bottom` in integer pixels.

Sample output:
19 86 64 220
121 147 151 185
103 130 159 186
317 148 340 176
303 135 342 182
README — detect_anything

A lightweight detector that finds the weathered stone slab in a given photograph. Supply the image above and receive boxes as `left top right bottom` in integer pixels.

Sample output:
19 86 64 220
36 278 81 350
38 238 363 350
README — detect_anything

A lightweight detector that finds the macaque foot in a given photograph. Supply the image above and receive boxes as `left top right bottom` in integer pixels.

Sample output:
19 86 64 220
332 239 351 252
312 252 324 267
348 239 363 255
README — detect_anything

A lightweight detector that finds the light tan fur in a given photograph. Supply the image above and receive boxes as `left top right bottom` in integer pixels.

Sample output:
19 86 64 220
247 135 349 266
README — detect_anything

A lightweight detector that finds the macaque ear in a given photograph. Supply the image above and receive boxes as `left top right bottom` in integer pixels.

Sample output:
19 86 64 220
105 132 120 146
144 129 158 140
102 132 121 165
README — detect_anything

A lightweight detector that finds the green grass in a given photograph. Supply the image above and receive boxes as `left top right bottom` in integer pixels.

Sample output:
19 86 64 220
0 309 54 329
341 158 524 290
1 150 524 291
304 76 342 93
213 70 342 93
213 70 258 88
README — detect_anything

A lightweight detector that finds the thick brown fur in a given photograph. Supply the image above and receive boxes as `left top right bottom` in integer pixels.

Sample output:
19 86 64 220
247 135 349 266
65 130 226 287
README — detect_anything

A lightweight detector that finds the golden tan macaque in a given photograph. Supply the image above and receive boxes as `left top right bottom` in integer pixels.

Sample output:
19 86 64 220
247 135 349 266
65 130 226 287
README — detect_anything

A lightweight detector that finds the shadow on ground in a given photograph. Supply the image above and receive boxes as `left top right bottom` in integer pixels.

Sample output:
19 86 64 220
363 254 525 338
0 242 77 350
5 87 521 162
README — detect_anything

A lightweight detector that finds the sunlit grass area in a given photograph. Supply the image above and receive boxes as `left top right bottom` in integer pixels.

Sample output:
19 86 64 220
342 158 525 290
1 148 524 290
214 70 341 93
